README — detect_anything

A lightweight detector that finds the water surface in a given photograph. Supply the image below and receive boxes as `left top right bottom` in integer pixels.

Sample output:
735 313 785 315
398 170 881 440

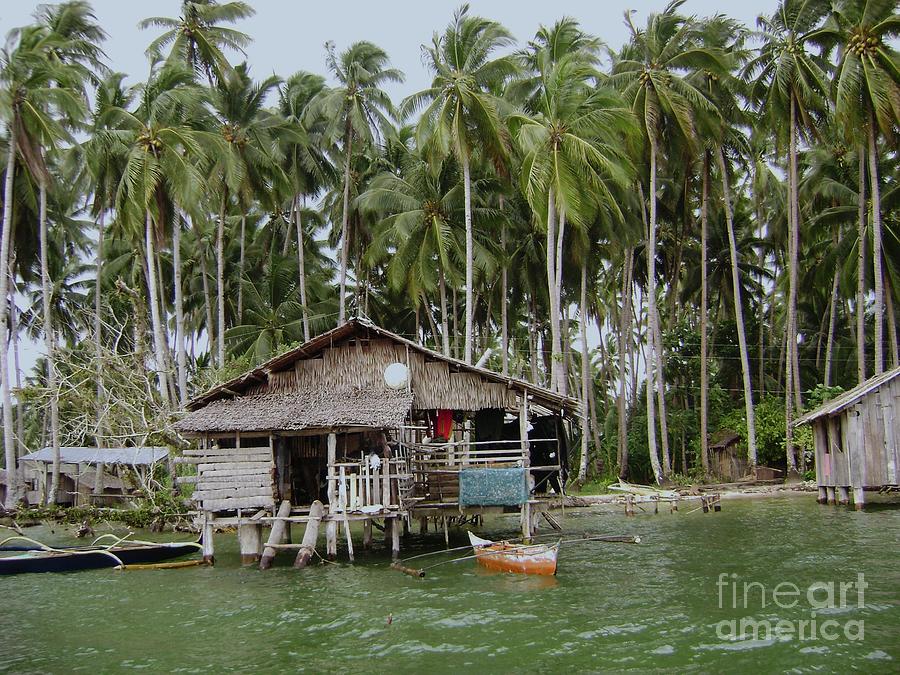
1 496 897 673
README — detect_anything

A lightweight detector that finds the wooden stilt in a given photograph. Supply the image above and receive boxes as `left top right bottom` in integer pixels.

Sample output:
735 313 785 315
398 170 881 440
237 523 262 565
260 499 292 570
326 432 338 559
826 486 836 505
442 516 449 548
391 517 401 559
817 486 828 504
653 495 659 514
202 513 215 565
853 487 865 510
670 496 679 513
713 494 721 512
363 519 373 549
837 486 850 505
625 494 634 517
293 500 324 569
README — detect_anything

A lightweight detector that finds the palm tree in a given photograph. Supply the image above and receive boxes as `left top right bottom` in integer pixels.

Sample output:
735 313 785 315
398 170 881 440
103 63 213 406
816 0 900 375
403 5 516 363
609 0 720 481
746 0 829 474
312 41 403 326
512 54 634 394
207 62 283 369
140 0 254 84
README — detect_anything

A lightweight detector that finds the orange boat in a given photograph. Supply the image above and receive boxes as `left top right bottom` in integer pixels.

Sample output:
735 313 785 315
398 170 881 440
468 532 560 576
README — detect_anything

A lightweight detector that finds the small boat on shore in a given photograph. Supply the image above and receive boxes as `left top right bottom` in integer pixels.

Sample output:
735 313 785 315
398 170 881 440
468 531 560 576
0 536 202 575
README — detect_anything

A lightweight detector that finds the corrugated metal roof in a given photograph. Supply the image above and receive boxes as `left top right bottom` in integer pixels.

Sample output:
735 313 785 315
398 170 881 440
794 366 900 426
21 447 169 465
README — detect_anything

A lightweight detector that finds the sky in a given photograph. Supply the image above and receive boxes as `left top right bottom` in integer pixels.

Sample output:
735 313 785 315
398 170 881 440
2 0 780 376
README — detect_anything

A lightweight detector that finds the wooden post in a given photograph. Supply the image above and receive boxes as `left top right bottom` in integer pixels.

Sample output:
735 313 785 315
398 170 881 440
418 517 428 534
293 500 324 568
363 519 373 549
442 516 449 548
837 486 850 505
391 517 401 559
339 465 354 562
519 396 533 541
625 494 634 517
853 487 865 510
817 486 828 504
237 523 262 565
202 513 215 565
653 495 659 515
260 499 293 570
826 486 836 505
326 433 338 559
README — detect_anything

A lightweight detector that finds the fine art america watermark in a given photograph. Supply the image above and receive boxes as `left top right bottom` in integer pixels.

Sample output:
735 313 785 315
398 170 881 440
715 573 867 642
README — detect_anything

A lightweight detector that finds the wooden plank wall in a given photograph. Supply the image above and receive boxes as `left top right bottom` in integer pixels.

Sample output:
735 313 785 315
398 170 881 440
177 446 276 512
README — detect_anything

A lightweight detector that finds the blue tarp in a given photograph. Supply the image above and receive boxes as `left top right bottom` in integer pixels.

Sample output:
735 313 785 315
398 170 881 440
458 467 528 506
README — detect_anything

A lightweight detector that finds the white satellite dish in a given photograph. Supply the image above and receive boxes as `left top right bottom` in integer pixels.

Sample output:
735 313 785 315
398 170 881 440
384 362 409 390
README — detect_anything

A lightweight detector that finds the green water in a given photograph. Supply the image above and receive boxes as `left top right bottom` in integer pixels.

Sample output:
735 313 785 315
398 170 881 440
1 496 897 673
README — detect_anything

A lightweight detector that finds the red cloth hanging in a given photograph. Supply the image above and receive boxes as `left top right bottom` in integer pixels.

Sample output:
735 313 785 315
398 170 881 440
434 409 453 441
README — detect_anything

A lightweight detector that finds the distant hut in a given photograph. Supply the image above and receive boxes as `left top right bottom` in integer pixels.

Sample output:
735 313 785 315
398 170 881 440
174 318 579 563
20 447 169 506
794 366 899 509
709 431 745 481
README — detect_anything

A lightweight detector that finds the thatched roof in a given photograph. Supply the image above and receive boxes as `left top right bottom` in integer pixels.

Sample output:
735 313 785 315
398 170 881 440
175 386 414 434
185 318 579 414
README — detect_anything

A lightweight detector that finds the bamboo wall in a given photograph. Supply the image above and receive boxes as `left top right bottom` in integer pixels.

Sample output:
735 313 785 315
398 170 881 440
249 338 517 411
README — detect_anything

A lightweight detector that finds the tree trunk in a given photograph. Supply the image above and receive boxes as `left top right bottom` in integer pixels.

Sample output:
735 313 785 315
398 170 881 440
338 130 353 326
555 211 567 395
500 216 509 376
199 246 214 358
173 209 187 406
886 281 898 369
646 138 664 481
0 121 19 508
652 304 670 475
9 279 25 464
717 147 757 474
462 151 474 364
617 250 633 478
546 188 561 392
145 211 171 409
439 267 450 357
93 211 106 476
856 145 866 382
296 195 310 342
699 154 710 476
824 264 839 387
217 191 227 369
578 261 590 482
868 111 884 375
39 182 62 505
237 212 246 322
784 99 799 474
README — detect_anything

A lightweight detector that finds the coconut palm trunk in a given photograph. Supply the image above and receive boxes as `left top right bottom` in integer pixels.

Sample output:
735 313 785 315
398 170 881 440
217 191 227 369
199 247 215 356
784 99 799 475
555 211 567 396
173 209 187 405
338 130 353 326
439 267 450 357
462 151 474 364
295 195 310 342
699 154 710 475
237 212 246 322
646 138 664 481
578 260 590 482
93 211 106 487
717 147 757 474
9 279 25 463
856 146 866 382
546 188 562 392
501 219 509 376
868 111 884 376
0 122 19 508
145 211 172 408
39 183 62 505
824 261 839 387
617 250 633 478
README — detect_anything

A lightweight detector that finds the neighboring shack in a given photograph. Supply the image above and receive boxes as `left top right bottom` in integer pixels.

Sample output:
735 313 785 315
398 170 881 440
795 366 899 509
19 447 170 507
709 431 745 481
174 318 579 564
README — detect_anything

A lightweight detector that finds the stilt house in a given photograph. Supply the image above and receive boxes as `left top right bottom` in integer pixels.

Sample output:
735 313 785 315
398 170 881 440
174 318 579 562
795 365 899 508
